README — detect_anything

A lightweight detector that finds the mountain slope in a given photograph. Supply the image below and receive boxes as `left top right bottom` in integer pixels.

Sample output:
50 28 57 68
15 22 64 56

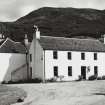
1 7 105 41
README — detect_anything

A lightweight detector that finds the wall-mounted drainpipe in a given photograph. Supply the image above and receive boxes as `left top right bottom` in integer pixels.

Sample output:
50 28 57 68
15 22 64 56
43 50 46 83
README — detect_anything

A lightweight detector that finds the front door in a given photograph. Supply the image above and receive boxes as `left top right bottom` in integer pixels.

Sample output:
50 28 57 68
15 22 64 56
81 66 86 80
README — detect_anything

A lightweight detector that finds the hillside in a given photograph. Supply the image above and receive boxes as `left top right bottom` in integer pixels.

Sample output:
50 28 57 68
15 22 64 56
0 7 105 41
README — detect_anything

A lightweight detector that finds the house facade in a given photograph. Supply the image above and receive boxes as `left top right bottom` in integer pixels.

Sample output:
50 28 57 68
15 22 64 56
29 29 105 82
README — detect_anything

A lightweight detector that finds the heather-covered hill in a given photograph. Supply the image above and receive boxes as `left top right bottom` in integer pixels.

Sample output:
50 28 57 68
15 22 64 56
0 7 105 41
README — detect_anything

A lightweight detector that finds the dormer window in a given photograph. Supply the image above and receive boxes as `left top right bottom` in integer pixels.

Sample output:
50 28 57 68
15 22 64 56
53 51 58 59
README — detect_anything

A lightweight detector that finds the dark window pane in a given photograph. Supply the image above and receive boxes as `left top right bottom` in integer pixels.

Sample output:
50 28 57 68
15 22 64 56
94 66 98 76
54 66 58 77
68 66 72 76
94 53 97 60
68 52 71 60
30 54 32 62
81 53 85 60
53 51 58 59
30 67 32 79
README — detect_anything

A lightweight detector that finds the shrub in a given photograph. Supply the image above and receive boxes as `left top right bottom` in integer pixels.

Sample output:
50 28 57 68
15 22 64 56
46 77 57 82
17 98 24 103
88 75 97 80
102 76 105 80
1 81 6 84
4 78 42 84
76 75 83 81
97 77 102 80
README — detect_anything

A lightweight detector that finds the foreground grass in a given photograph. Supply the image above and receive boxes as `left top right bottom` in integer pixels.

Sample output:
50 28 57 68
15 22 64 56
0 85 27 105
11 80 105 105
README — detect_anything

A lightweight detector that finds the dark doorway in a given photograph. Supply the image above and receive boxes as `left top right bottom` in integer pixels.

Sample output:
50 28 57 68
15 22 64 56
81 66 86 80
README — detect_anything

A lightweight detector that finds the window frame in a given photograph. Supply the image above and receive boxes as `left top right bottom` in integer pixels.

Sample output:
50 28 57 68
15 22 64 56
53 51 58 59
81 52 85 60
94 53 97 60
94 66 98 76
30 54 32 62
68 52 71 60
54 66 58 77
68 66 72 76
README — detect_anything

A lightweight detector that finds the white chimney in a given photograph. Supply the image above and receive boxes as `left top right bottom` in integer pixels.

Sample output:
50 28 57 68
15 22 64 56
34 25 40 39
24 34 28 46
36 29 40 39
0 34 4 42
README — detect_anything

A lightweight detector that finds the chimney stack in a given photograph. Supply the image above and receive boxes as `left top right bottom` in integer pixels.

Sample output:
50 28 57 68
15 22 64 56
24 34 29 46
0 34 5 42
34 25 40 39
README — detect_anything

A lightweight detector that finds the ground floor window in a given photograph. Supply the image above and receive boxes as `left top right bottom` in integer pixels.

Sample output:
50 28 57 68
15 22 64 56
54 66 58 77
68 66 72 76
81 66 86 79
30 67 32 79
94 66 98 76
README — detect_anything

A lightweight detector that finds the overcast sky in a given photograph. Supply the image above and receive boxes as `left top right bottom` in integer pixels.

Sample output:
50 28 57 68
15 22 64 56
0 0 105 22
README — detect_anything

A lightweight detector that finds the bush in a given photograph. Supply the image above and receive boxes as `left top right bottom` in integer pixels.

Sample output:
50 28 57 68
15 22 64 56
26 78 42 83
102 76 105 80
88 75 97 80
46 77 57 82
3 78 42 84
1 81 6 84
76 75 83 81
97 77 102 80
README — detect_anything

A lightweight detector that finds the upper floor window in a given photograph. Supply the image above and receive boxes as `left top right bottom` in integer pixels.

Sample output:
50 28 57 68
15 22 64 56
30 54 32 62
68 66 72 76
81 53 85 60
54 66 58 77
94 53 97 60
53 51 58 59
68 52 71 60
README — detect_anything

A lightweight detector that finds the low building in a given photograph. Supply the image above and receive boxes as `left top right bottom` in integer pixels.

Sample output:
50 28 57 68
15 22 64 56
0 35 28 83
29 29 105 82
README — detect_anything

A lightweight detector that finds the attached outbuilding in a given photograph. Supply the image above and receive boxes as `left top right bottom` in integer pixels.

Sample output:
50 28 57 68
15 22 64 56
0 37 28 83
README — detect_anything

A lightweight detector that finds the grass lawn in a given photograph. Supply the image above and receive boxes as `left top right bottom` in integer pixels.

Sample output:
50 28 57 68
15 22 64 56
11 80 105 105
0 85 27 105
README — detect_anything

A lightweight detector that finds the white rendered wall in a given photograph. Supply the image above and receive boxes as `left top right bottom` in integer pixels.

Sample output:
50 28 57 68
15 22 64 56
29 38 44 80
44 50 105 81
0 53 27 82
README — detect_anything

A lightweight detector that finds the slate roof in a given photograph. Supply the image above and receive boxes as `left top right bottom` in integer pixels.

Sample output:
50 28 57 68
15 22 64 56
0 38 26 54
39 36 105 52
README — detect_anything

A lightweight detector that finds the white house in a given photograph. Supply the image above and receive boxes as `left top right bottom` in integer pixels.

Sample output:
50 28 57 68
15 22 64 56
0 34 28 83
29 29 105 82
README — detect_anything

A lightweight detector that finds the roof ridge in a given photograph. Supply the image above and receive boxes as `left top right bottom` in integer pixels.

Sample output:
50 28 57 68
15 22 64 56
40 35 99 41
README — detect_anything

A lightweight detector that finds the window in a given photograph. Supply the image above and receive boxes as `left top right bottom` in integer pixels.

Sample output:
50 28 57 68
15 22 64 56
54 66 58 77
68 66 72 76
81 53 85 60
94 53 97 60
30 67 32 79
68 52 71 60
30 54 32 62
94 66 98 76
53 51 58 59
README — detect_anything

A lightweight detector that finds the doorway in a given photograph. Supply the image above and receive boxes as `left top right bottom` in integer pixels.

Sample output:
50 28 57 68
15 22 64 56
81 66 86 80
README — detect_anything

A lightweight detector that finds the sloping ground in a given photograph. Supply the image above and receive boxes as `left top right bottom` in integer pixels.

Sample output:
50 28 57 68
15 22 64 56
0 85 26 105
1 7 105 41
11 80 105 105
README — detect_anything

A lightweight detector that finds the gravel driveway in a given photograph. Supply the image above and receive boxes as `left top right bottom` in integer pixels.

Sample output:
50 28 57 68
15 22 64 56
11 80 105 105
